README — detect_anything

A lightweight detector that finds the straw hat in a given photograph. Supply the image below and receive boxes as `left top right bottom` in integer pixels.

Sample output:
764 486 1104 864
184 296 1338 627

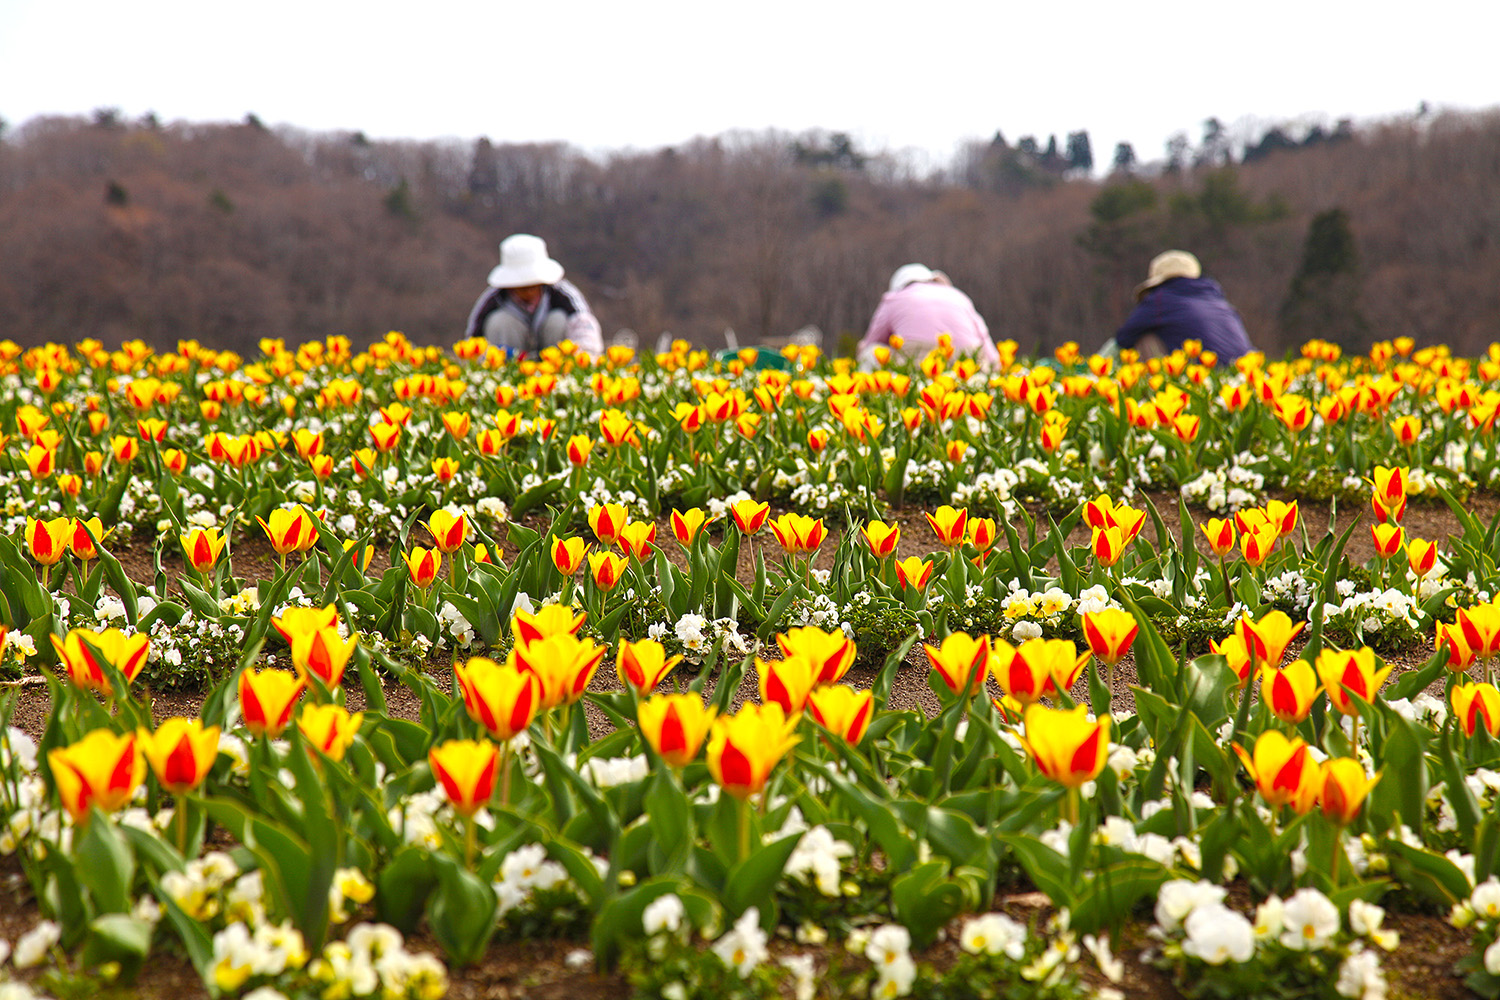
1135 250 1201 299
889 263 935 293
487 234 565 288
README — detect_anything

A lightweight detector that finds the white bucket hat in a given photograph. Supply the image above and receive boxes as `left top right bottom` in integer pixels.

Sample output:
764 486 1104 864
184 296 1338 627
889 263 935 293
1135 250 1201 299
487 234 565 288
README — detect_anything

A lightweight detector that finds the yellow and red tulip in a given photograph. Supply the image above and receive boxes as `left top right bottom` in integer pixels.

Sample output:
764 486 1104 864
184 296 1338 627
69 517 105 562
862 520 901 558
638 694 717 768
894 556 933 590
768 513 826 554
1260 659 1321 725
1014 638 1090 696
617 520 657 560
441 411 472 440
599 409 636 447
454 656 541 741
341 539 374 574
776 626 856 685
1389 414 1421 446
427 510 469 554
403 546 441 587
238 668 306 738
670 508 710 546
588 550 628 590
925 505 968 547
1319 758 1380 826
50 627 150 693
138 718 221 794
297 704 363 762
26 516 73 565
706 703 800 800
1370 466 1407 523
1437 621 1480 672
429 739 500 817
1452 682 1500 738
257 506 318 556
290 627 357 689
1200 515 1236 554
111 435 140 463
730 499 770 534
566 434 594 466
511 604 587 644
512 633 607 709
1407 538 1439 578
48 729 146 822
1273 393 1313 432
1210 632 1254 688
924 632 991 698
1091 526 1126 567
967 517 998 552
271 605 340 647
551 536 589 575
1265 499 1299 537
179 527 226 575
368 422 401 452
1233 730 1320 813
24 444 54 479
757 654 819 715
588 503 628 545
1081 608 1138 667
1241 610 1305 670
617 638 682 695
806 685 874 746
1020 704 1111 789
1240 521 1279 567
1370 523 1404 560
1315 647 1393 717
1458 603 1500 662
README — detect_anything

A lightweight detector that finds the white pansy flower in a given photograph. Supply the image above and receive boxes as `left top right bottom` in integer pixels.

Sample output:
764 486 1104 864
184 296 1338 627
1279 888 1340 951
960 913 1026 960
1181 904 1255 964
643 894 685 936
1155 879 1227 933
711 907 768 978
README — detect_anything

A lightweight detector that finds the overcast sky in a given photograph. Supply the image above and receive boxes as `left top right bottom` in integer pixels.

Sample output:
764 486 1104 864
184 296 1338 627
2 0 1496 171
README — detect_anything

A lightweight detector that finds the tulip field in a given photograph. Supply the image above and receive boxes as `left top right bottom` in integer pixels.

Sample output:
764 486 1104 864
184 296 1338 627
5 331 1500 998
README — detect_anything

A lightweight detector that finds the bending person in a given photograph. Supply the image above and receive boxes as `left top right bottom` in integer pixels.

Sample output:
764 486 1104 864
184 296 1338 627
1112 250 1253 364
857 264 1000 369
464 234 603 357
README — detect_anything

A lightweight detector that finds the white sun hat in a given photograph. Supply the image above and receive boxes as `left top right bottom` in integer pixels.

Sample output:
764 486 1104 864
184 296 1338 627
487 234 565 288
888 263 935 293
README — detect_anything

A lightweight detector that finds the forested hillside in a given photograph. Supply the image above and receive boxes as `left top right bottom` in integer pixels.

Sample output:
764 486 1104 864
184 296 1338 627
1 108 1496 357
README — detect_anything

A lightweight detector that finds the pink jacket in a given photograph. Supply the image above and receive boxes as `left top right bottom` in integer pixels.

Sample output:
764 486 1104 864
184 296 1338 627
857 282 999 367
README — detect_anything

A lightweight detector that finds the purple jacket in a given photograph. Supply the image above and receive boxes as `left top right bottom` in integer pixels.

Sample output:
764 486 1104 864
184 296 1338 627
1114 277 1253 363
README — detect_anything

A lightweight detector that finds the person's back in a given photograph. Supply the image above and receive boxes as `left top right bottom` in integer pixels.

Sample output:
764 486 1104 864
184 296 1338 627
859 267 999 367
1113 251 1254 364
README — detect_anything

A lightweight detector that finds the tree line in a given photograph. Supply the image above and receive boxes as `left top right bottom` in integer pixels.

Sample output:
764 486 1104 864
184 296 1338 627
0 106 1496 359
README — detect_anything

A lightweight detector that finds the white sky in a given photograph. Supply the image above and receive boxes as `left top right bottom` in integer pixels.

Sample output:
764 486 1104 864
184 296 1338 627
2 0 1497 171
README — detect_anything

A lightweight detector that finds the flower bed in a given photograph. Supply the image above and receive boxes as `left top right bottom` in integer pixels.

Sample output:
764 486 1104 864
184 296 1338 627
0 332 1494 998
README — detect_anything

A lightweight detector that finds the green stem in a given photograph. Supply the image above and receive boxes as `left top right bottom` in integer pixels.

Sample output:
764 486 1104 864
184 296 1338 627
738 795 751 865
465 812 477 870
